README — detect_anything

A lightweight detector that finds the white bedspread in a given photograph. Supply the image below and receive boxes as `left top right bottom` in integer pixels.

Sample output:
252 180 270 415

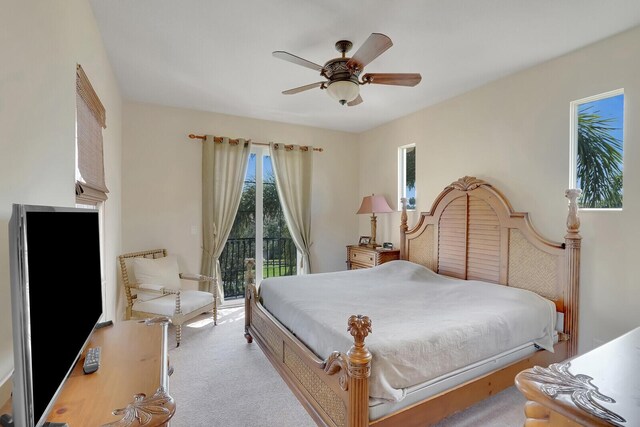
259 260 556 402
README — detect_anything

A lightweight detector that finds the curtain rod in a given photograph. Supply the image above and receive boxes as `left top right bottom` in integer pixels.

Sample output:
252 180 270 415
188 134 324 152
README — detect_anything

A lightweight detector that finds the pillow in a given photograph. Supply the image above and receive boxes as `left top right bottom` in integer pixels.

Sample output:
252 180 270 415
132 256 181 290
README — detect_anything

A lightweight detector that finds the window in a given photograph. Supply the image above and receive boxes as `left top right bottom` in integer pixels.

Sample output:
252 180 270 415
399 144 416 210
219 148 297 299
570 89 624 209
75 64 108 205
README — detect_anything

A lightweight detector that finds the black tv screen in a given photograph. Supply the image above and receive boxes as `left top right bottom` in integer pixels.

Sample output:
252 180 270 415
9 205 103 426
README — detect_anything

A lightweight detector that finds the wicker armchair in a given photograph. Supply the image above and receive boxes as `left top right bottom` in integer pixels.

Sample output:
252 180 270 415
118 249 217 346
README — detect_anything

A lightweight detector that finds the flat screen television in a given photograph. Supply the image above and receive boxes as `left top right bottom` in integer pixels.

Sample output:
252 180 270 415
7 204 103 427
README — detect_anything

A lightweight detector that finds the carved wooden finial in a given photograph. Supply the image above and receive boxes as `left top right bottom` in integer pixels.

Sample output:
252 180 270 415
447 176 487 192
346 315 372 380
348 314 371 346
565 189 581 234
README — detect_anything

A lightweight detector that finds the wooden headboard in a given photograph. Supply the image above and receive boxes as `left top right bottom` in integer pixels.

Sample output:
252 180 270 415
400 176 582 356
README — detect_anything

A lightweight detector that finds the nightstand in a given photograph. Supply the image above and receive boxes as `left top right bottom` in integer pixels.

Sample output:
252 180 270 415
346 245 400 270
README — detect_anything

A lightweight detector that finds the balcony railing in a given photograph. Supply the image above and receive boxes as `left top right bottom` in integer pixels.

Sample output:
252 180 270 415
220 237 297 299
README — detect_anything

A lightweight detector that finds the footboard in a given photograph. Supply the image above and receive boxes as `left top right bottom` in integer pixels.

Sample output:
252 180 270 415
244 259 371 427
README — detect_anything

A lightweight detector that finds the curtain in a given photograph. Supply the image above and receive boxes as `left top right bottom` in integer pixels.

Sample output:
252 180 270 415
201 136 251 302
269 143 313 274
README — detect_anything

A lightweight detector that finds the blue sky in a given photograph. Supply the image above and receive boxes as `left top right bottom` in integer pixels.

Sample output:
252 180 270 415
245 153 274 182
579 94 624 143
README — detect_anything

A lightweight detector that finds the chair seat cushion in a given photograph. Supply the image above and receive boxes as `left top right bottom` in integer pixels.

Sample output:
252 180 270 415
133 290 214 317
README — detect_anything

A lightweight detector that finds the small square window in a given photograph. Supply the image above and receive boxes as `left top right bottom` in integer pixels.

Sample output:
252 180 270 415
570 90 624 209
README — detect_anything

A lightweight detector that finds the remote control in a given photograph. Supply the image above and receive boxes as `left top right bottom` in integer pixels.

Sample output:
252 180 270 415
83 347 101 374
95 320 113 329
0 414 14 427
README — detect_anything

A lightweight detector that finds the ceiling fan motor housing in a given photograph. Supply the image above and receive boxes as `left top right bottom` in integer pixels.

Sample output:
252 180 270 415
322 58 362 81
323 58 362 104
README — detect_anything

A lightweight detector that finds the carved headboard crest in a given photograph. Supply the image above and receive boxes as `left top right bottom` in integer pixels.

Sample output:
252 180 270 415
445 176 487 192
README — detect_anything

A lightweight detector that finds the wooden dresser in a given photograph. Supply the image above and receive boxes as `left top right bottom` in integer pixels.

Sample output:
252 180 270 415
347 245 400 270
1 319 174 427
515 327 639 426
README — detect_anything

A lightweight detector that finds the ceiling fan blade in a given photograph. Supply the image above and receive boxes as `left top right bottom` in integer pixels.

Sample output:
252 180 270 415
282 81 326 95
347 94 363 107
362 73 422 87
273 51 324 72
346 33 393 71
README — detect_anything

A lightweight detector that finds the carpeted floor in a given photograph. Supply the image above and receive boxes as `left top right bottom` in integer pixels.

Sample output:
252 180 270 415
168 307 526 426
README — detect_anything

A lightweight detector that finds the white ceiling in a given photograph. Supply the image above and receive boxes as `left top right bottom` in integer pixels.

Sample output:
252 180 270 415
90 1 640 133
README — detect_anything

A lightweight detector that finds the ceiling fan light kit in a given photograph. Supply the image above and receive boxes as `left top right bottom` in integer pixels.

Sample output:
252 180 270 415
273 33 421 107
327 80 359 105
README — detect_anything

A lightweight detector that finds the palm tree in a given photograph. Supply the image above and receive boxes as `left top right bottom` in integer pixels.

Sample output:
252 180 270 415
577 106 623 208
406 147 415 190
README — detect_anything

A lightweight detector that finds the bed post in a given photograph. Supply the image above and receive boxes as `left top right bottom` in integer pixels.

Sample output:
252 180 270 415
399 197 408 259
244 258 255 343
346 315 372 427
564 189 582 357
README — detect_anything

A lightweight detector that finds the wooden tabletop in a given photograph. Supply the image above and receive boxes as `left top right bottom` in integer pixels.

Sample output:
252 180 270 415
2 320 173 426
516 327 640 426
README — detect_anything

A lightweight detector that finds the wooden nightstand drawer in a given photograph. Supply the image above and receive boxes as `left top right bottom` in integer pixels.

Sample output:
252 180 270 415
346 245 400 270
350 247 376 267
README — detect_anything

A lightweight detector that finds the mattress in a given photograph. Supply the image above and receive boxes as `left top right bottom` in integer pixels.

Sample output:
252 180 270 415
259 260 556 403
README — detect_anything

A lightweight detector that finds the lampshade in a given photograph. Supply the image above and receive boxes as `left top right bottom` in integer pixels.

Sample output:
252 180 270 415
357 195 393 215
327 80 359 105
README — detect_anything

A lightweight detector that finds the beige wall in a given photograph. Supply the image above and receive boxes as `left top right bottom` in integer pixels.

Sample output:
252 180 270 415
2 3 634 399
0 0 122 390
121 103 359 305
358 26 640 354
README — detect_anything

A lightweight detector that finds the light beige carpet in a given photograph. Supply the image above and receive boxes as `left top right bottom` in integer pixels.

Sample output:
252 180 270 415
168 307 526 426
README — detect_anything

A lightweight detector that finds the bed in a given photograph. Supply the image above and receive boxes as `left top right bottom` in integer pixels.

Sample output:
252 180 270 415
243 176 582 427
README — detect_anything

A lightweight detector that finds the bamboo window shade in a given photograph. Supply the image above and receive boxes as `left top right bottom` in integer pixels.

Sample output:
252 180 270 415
76 64 108 204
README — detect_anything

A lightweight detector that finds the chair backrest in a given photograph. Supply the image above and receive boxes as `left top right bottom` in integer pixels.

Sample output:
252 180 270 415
118 249 167 306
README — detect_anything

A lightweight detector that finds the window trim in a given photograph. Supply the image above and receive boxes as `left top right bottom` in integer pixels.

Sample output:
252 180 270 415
253 147 265 283
398 143 416 211
569 88 624 211
76 202 108 320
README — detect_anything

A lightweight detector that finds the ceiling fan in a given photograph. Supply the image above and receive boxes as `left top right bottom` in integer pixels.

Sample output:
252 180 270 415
273 33 422 106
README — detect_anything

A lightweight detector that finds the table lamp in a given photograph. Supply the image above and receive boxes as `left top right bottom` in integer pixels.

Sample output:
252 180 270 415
357 194 393 248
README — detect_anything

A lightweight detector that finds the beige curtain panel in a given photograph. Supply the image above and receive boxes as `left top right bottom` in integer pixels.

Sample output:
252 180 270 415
201 135 251 302
269 143 314 274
